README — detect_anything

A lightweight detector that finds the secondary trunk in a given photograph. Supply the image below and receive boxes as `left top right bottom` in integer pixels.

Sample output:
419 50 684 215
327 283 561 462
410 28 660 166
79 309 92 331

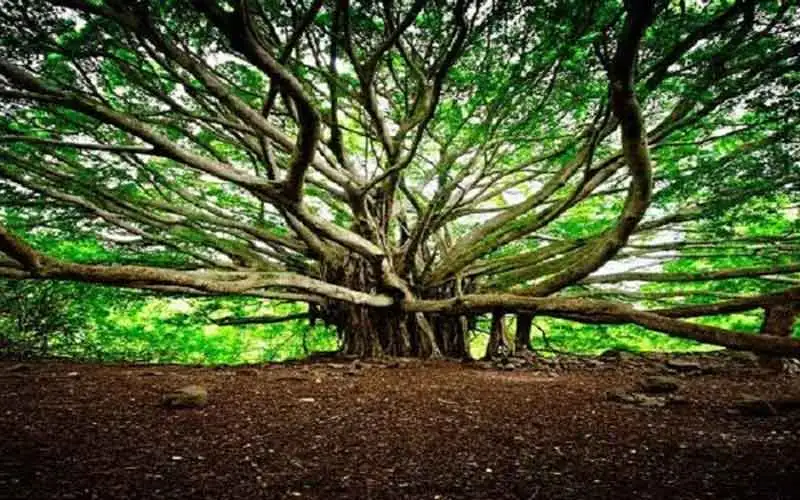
515 313 533 353
484 311 512 360
758 303 799 371
431 313 470 359
760 304 799 337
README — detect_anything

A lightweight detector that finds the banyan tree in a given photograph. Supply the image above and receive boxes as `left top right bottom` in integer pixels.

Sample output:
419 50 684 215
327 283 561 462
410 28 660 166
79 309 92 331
0 0 798 358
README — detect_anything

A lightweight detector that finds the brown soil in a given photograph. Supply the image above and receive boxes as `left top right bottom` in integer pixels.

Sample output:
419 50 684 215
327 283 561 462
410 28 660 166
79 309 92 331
1 356 799 499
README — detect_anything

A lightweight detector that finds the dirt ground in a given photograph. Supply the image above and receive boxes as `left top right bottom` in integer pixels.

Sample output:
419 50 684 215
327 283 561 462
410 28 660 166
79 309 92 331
1 354 799 500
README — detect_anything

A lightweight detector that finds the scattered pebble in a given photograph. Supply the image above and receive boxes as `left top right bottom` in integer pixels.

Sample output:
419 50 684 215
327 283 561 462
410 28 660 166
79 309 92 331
161 385 208 409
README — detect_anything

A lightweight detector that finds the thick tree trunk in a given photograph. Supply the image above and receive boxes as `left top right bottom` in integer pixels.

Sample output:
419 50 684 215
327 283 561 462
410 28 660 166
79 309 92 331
337 306 393 358
318 255 461 358
484 311 511 360
323 304 470 358
425 278 474 359
514 313 533 354
431 313 470 359
320 254 404 357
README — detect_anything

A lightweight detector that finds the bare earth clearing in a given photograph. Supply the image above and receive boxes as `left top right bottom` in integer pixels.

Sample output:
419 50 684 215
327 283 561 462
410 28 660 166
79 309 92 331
1 355 799 500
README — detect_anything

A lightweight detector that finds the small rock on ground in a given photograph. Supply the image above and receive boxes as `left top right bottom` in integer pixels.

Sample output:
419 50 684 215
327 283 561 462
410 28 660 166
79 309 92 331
161 385 208 408
665 359 702 373
727 351 760 365
639 376 680 394
606 389 665 407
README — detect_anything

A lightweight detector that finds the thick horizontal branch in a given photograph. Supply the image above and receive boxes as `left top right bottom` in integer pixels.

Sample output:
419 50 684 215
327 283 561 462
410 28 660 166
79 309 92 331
583 262 800 284
403 293 800 356
0 224 390 306
651 287 800 318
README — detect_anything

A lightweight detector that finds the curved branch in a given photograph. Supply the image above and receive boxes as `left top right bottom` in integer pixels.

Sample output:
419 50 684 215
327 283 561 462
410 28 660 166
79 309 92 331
520 1 656 296
0 223 391 306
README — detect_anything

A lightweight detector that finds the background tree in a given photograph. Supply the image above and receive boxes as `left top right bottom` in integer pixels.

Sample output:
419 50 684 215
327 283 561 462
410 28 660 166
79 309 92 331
0 280 82 358
0 0 798 359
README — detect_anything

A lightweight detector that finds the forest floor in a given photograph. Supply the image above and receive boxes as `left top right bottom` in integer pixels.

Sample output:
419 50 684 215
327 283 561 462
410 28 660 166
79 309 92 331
1 353 800 500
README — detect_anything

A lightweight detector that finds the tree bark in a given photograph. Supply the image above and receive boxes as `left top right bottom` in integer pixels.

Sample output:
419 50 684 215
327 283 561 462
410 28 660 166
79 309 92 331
758 303 799 371
432 314 470 359
484 311 511 360
325 304 467 358
760 304 799 337
514 313 533 354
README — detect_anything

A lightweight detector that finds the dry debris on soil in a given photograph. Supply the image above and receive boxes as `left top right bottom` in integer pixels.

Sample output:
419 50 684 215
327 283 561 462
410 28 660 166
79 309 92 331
1 354 799 499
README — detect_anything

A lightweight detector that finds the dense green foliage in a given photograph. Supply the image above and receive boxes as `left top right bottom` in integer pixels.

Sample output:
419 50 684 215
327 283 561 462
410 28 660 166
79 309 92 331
0 281 338 363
